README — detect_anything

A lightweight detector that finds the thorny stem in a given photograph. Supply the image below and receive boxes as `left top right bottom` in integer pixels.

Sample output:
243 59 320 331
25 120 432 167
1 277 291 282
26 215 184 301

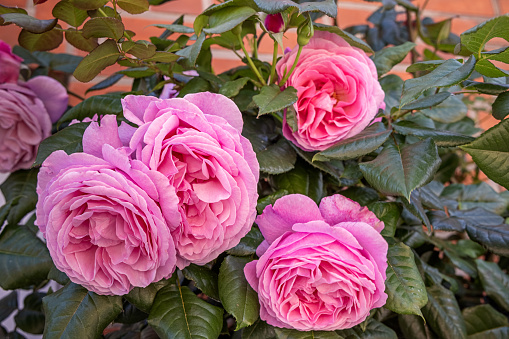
237 34 266 86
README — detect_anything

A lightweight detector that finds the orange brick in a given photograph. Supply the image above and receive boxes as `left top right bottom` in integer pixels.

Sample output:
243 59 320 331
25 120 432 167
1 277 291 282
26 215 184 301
337 8 372 28
68 80 132 106
34 0 60 20
122 16 175 41
153 0 204 15
211 57 243 74
0 25 22 46
1 0 27 7
415 0 494 17
499 0 509 14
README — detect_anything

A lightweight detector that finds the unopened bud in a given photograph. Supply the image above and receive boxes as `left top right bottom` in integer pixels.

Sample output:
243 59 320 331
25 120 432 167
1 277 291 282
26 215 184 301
297 21 314 46
265 13 285 33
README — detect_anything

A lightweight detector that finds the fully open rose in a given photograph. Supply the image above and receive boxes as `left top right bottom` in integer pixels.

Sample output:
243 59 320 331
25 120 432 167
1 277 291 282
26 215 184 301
245 194 388 331
36 116 180 295
121 92 259 268
277 31 385 151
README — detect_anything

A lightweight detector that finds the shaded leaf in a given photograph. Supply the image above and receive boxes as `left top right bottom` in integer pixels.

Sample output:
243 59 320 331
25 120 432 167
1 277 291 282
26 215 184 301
117 0 150 14
257 138 296 175
58 93 123 125
242 319 276 339
373 42 416 77
74 39 120 82
422 285 466 339
462 304 508 335
275 328 343 339
393 121 474 147
35 123 89 166
476 259 509 311
253 85 298 116
227 226 264 256
18 26 63 52
0 169 38 226
182 264 220 301
125 280 169 313
335 318 397 338
492 91 509 120
367 201 401 237
400 92 451 110
65 29 99 52
0 13 56 33
82 17 125 40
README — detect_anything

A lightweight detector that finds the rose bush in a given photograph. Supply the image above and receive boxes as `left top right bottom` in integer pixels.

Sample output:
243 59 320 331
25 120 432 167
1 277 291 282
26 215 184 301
277 31 385 151
121 92 259 268
245 194 388 331
36 115 180 295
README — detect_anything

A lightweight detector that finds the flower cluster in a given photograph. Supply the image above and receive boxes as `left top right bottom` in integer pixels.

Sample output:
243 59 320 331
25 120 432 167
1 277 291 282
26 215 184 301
0 41 68 173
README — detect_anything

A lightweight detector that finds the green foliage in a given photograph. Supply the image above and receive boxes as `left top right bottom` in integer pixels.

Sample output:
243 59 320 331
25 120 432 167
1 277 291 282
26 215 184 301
73 39 121 82
253 85 298 116
182 264 220 300
35 123 90 166
58 93 123 124
373 42 416 77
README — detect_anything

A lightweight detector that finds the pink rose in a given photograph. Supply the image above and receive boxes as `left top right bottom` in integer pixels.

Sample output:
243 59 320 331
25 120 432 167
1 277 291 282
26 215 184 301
0 77 68 173
121 92 259 268
36 115 180 295
0 41 22 84
244 194 388 331
277 31 385 151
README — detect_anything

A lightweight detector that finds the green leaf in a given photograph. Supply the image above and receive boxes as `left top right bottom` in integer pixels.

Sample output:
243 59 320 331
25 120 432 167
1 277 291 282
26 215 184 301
335 319 397 339
122 41 156 59
86 73 124 93
463 80 509 95
492 91 509 120
463 304 508 335
176 32 206 67
0 13 56 33
401 57 476 106
242 319 276 339
153 23 195 34
254 0 337 18
420 95 468 124
219 77 250 98
368 202 401 237
476 260 509 311
461 119 509 189
65 29 99 52
118 66 156 78
148 284 224 339
43 283 123 339
406 60 445 73
70 0 109 10
18 26 63 52
398 314 435 339
385 242 427 316
256 191 289 215
0 169 38 226
253 85 298 116
393 121 474 147
74 39 120 82
204 6 257 34
52 0 88 27
359 139 441 201
125 280 168 313
35 123 89 166
275 163 323 204
182 264 220 301
257 138 297 175
0 226 52 290
341 186 379 206
82 17 125 40
313 23 373 53
422 285 467 339
441 182 508 214
475 59 509 77
461 14 509 57
228 227 264 257
219 256 259 330
48 265 70 285
373 42 416 77
117 0 150 14
314 123 391 161
274 328 343 339
469 327 509 339
144 51 179 62
400 92 451 110
59 93 122 124
15 292 45 335
0 291 18 323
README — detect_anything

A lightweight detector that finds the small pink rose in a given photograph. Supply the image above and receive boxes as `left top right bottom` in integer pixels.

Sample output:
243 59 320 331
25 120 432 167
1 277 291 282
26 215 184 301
277 31 385 151
0 40 23 84
36 116 180 295
245 194 387 331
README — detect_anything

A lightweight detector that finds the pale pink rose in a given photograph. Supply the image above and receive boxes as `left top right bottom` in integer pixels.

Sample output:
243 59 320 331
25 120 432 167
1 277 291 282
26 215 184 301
0 41 22 84
0 77 68 173
277 31 385 151
245 194 388 331
36 115 180 295
120 92 259 268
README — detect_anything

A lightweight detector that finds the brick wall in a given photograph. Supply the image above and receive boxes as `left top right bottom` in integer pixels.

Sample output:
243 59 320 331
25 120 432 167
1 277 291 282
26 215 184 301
1 0 507 128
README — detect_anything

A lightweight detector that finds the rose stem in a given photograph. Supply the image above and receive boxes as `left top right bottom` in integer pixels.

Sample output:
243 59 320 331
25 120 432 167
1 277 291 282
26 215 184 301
237 34 266 86
268 40 278 85
279 45 302 87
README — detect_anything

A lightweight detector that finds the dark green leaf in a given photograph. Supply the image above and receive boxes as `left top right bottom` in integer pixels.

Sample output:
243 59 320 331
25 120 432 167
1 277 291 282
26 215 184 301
257 138 296 175
52 0 88 27
15 293 45 334
367 202 401 237
74 39 120 82
0 225 52 290
275 163 323 204
373 42 416 77
117 0 150 14
65 29 99 52
461 119 509 189
125 280 169 313
182 264 220 301
422 285 467 339
148 284 223 339
118 67 156 78
227 226 264 256
335 318 397 339
476 259 509 311
35 123 89 166
406 60 445 73
441 182 508 214
0 291 18 322
393 121 474 147
461 14 509 57
385 242 427 316
204 6 257 34
58 93 122 125
475 59 509 77
274 328 343 339
153 23 195 34
253 85 298 116
400 92 451 110
219 77 250 98
341 186 379 206
122 41 156 59
0 13 56 33
469 327 509 339
144 51 180 62
82 17 125 40
18 26 63 52
242 319 276 339
254 0 337 18
43 283 123 339
48 265 70 285
176 32 206 67
401 57 476 106
420 95 468 123
0 169 38 226
398 314 436 339
313 23 372 53
70 0 109 10
86 73 124 93
463 304 508 335
314 123 391 161
492 91 509 120
463 80 509 95
219 256 259 330
359 139 441 201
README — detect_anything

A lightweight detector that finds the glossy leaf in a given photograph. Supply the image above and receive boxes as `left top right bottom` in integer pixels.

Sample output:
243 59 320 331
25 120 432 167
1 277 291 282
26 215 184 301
257 138 296 175
43 283 123 339
18 26 63 52
461 119 509 189
313 23 373 53
275 164 323 204
0 291 18 322
314 123 392 161
125 280 169 313
52 0 88 27
400 92 451 110
367 202 401 237
0 13 56 33
0 169 38 226
82 17 125 40
35 123 89 166
373 42 416 77
219 256 259 330
420 95 468 124
398 314 435 339
492 91 509 120
385 242 427 316
393 121 474 147
476 259 509 311
148 284 224 339
359 139 441 201
253 85 298 116
463 304 508 335
336 319 397 339
422 285 466 339
242 319 276 339
274 328 344 339
182 264 220 301
59 93 122 124
461 14 509 57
